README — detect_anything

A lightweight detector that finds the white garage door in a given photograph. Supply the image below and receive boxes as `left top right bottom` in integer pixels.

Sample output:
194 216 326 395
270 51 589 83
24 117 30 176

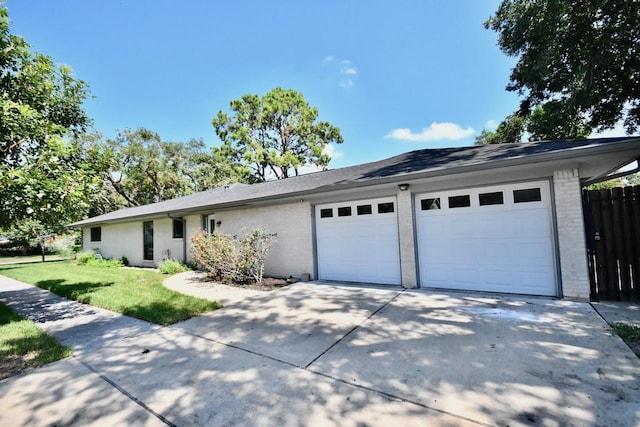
415 181 556 296
315 197 401 285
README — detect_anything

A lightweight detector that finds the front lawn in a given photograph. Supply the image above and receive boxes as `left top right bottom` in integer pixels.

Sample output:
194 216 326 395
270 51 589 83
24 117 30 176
0 262 222 325
0 302 71 380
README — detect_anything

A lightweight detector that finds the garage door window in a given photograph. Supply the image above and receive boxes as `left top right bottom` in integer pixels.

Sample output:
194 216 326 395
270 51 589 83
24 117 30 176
448 195 471 208
479 191 504 206
357 204 372 215
320 208 333 218
338 206 352 217
377 202 394 213
514 188 542 203
421 198 441 210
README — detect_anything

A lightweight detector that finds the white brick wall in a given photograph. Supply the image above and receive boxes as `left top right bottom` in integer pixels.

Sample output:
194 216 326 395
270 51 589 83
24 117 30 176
396 188 417 288
83 218 184 267
553 169 590 299
215 201 315 279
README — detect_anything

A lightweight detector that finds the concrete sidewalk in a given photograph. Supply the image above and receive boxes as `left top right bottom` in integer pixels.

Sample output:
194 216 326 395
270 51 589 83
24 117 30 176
591 300 640 328
0 275 158 355
1 273 639 426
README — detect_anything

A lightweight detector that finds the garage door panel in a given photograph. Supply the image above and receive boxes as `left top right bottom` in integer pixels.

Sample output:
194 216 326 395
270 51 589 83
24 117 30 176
416 181 556 296
316 197 401 285
485 270 512 286
454 269 479 284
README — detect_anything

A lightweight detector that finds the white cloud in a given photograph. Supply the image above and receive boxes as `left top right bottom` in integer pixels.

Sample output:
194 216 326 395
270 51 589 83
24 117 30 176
289 144 345 176
323 56 358 89
386 122 475 142
322 143 344 159
339 79 353 89
485 119 498 130
340 61 357 76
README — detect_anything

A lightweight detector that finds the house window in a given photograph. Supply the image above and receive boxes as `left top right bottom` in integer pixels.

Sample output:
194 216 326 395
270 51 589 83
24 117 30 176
173 219 184 239
338 206 352 217
143 221 154 261
479 192 504 206
357 204 372 215
421 198 441 210
320 208 333 218
448 195 471 208
377 202 395 213
90 227 101 242
514 188 542 203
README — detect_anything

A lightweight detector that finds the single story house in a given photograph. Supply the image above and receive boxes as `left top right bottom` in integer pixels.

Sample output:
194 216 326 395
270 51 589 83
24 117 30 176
71 137 640 300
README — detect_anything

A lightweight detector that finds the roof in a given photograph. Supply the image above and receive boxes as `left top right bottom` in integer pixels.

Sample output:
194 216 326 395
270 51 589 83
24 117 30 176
71 137 640 227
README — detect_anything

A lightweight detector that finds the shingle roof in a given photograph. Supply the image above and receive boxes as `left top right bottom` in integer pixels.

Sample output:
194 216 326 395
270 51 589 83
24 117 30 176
70 137 640 226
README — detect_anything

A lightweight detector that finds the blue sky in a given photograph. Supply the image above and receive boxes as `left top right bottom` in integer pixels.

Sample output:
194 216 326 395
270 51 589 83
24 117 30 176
6 1 526 168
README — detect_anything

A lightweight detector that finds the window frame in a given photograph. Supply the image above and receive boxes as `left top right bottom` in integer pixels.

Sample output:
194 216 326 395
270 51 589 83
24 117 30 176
172 219 184 239
420 198 441 211
377 202 395 214
143 221 154 261
513 188 542 203
90 227 101 242
337 206 352 217
320 208 333 218
479 191 504 206
448 195 471 209
357 204 372 215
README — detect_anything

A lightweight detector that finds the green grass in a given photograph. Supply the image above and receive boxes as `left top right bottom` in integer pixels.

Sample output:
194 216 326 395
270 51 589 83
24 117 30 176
0 261 222 325
0 254 65 265
612 322 640 342
0 302 72 380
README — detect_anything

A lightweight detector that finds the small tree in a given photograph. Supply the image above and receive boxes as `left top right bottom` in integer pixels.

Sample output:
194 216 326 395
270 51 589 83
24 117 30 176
212 87 343 182
190 228 276 283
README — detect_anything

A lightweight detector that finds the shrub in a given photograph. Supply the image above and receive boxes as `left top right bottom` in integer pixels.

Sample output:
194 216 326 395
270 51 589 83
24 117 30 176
45 233 79 258
75 251 98 265
158 259 189 275
190 228 276 283
75 251 123 268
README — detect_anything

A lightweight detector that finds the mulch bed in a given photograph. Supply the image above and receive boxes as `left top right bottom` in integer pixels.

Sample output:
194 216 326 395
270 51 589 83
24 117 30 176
202 275 290 291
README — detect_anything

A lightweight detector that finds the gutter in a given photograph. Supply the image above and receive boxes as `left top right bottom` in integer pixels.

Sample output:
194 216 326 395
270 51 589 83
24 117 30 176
583 158 640 186
69 137 640 227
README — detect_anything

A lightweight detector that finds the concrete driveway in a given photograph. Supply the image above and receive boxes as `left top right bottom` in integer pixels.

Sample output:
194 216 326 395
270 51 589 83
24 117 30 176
1 280 638 426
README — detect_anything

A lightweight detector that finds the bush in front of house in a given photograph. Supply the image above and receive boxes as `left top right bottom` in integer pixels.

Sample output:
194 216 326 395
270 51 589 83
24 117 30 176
158 259 190 274
45 232 81 258
190 228 276 283
75 251 97 265
75 251 123 267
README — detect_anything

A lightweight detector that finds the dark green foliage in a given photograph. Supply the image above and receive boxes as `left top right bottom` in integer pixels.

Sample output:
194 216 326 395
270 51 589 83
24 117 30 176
213 87 343 182
612 322 640 342
480 0 640 142
84 128 251 211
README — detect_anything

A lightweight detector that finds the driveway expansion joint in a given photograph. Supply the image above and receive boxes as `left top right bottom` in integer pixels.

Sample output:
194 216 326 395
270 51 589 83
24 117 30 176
75 357 176 427
304 367 493 427
304 289 405 369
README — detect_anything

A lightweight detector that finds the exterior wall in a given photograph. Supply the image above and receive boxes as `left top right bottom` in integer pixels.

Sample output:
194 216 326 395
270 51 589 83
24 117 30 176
215 201 314 279
396 187 417 288
153 218 186 264
82 222 144 265
553 169 590 300
185 214 204 264
82 218 185 267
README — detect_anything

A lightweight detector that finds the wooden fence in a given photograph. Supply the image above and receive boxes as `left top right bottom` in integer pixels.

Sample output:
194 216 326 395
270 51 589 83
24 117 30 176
582 186 640 301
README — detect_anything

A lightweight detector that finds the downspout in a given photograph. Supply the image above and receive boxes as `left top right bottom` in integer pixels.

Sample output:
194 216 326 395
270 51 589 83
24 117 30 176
167 213 187 264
